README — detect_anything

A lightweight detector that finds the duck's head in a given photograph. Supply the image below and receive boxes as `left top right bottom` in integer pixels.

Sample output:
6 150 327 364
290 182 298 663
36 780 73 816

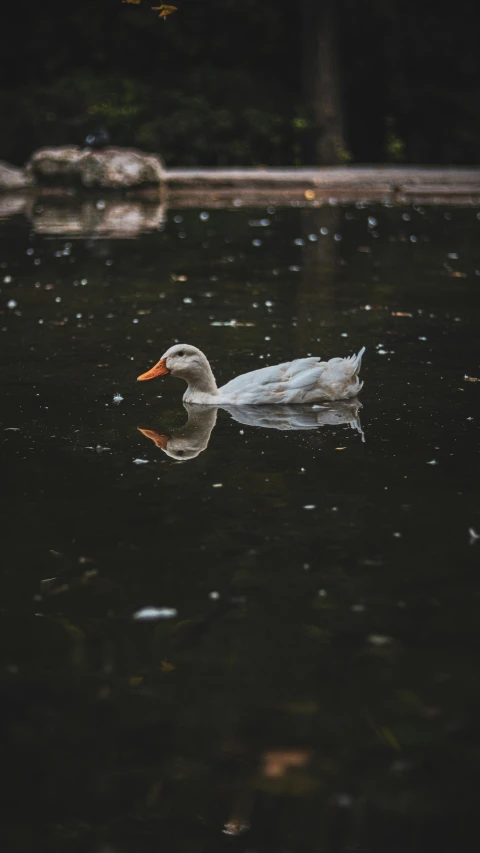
137 344 207 383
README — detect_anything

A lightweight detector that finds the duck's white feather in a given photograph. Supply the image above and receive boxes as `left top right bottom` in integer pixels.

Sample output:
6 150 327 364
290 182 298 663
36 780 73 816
216 349 364 405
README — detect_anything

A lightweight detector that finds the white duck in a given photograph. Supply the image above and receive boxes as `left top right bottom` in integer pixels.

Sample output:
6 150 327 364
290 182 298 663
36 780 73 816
137 344 365 405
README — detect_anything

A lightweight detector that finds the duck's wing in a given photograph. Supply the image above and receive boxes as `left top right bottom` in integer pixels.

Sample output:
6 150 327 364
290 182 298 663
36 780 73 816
218 358 326 405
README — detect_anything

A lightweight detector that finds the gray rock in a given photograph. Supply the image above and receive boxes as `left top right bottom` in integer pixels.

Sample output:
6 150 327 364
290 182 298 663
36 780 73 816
81 148 165 188
27 146 165 189
0 161 32 190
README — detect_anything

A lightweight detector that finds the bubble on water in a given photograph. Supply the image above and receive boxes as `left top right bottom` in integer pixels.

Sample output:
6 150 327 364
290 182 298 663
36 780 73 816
133 607 177 621
308 233 318 242
265 300 273 307
96 200 106 210
183 297 193 304
402 213 411 221
294 238 305 246
174 215 183 223
368 634 393 646
252 239 262 247
249 218 270 227
3 275 12 283
7 299 17 309
303 504 316 510
288 265 300 272
320 227 329 235
447 252 458 259
368 217 377 227
81 278 88 286
209 591 220 600
199 211 209 221
409 235 417 243
427 459 438 465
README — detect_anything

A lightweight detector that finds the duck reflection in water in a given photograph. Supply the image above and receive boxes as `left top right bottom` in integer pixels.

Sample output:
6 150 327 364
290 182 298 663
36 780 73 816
138 399 364 461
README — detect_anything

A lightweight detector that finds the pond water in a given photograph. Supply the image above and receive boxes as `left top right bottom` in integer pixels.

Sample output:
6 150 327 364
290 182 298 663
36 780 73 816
1 201 480 852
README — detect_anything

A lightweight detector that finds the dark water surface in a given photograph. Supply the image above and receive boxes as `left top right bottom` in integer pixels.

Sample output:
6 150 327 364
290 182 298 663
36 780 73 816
1 202 480 852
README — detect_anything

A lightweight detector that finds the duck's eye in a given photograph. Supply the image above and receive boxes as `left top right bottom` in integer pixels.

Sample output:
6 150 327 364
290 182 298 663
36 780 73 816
177 351 185 357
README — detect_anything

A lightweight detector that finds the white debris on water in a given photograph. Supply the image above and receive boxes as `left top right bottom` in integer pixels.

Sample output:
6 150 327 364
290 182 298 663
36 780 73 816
469 528 480 545
113 394 124 404
133 458 149 465
133 607 178 621
368 634 393 646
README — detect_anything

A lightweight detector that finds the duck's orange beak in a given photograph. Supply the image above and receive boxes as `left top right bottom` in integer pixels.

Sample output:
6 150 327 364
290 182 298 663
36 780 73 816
137 358 169 381
137 428 170 450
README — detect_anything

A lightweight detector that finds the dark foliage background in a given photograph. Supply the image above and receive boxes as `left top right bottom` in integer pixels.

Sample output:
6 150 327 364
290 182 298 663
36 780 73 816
0 0 478 167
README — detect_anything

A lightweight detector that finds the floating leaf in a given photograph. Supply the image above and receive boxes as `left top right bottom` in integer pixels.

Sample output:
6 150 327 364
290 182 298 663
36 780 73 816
223 819 250 837
380 726 401 751
465 375 480 382
152 4 178 17
160 660 175 672
262 749 311 779
123 0 142 4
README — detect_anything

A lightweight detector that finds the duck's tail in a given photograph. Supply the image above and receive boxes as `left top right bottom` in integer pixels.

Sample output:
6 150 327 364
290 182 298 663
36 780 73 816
346 346 366 376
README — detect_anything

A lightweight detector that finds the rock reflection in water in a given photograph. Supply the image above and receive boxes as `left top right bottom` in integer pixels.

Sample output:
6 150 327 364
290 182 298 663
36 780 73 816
32 198 167 238
138 400 363 461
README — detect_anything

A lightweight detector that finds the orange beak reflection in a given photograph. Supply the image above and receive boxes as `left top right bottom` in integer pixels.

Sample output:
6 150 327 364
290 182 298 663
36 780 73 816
137 358 169 382
137 428 170 450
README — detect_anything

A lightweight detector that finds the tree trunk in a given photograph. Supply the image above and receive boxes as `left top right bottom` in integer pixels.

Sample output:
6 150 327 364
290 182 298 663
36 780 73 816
303 0 346 164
